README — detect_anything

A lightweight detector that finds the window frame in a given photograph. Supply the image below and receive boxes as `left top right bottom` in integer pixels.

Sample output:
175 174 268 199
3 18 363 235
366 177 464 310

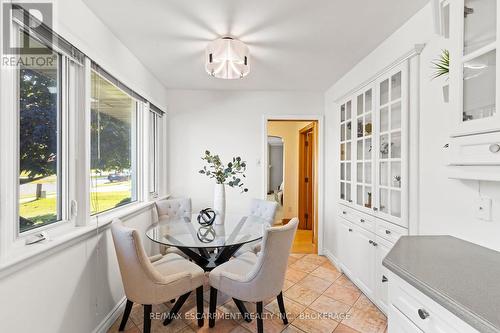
88 69 144 217
14 24 70 236
0 9 166 260
148 109 160 199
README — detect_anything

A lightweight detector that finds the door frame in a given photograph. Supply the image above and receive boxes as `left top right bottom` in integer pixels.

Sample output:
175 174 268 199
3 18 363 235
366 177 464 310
298 122 316 231
261 115 325 255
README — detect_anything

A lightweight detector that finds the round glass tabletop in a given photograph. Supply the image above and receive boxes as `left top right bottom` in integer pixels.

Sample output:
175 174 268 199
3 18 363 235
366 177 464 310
146 213 267 249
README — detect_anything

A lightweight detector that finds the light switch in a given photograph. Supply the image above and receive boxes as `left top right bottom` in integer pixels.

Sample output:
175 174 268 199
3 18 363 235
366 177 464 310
476 196 492 221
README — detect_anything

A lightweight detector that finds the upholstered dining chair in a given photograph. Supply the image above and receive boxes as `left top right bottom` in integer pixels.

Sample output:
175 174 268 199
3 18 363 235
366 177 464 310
154 197 192 256
208 218 299 333
110 219 205 333
154 197 192 221
234 198 278 257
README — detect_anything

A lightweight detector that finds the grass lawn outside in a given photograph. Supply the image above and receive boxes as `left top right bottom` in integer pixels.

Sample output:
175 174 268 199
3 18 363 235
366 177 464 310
20 191 132 225
90 191 132 214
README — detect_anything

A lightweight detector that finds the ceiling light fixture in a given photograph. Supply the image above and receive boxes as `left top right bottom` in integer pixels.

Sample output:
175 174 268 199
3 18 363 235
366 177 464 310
205 37 250 79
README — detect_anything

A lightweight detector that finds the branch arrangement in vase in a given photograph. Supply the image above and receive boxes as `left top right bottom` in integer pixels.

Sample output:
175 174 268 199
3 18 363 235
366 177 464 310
199 150 249 193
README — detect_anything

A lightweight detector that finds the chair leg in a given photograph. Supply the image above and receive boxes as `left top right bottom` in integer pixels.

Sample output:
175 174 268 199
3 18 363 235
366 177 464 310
119 299 133 331
143 304 152 333
233 298 252 322
163 291 191 325
196 286 204 327
277 291 288 324
256 301 264 333
209 287 218 328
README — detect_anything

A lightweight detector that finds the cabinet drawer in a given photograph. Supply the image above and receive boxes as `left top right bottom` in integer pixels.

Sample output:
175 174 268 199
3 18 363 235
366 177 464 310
388 305 423 333
449 132 500 166
352 212 375 233
376 220 407 243
389 274 478 333
338 205 356 220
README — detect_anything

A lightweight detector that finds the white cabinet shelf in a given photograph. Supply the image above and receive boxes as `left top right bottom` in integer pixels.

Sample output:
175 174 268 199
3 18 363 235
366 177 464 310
447 0 500 180
339 63 409 228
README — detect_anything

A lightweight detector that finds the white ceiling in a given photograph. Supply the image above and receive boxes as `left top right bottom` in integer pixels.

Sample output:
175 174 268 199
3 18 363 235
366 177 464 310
83 0 429 91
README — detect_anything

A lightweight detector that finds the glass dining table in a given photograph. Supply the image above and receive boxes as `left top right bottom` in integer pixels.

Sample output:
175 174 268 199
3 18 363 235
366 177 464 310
146 213 267 271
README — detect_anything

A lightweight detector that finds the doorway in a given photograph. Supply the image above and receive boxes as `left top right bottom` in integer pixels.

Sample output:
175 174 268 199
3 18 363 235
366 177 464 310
265 119 319 254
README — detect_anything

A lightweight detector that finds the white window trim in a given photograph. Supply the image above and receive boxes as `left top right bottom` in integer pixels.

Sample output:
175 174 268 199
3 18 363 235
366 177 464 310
0 10 168 272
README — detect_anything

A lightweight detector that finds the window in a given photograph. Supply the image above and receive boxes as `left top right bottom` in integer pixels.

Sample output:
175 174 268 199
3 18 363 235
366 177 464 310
90 71 137 215
149 111 159 197
18 32 62 233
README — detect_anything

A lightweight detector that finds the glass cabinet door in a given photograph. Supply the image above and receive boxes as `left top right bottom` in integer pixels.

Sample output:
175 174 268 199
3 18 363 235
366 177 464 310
339 100 353 203
354 88 374 211
453 0 499 135
376 69 405 221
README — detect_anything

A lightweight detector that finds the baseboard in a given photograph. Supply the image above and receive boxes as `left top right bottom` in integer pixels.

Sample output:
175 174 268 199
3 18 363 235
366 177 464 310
323 249 343 272
93 296 127 333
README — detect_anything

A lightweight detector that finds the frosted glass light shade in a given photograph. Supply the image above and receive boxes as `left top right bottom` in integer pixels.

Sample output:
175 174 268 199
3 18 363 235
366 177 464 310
205 37 250 79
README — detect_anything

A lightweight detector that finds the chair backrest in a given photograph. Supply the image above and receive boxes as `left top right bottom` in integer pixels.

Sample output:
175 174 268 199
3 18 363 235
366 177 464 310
111 219 164 303
155 197 192 221
249 198 278 225
245 218 298 299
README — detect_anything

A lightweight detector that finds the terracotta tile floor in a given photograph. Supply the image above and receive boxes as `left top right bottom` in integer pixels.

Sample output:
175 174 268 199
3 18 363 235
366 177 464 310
108 253 387 333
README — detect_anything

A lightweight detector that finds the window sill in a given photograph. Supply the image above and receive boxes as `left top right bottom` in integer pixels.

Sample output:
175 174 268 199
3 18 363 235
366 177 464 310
0 200 156 279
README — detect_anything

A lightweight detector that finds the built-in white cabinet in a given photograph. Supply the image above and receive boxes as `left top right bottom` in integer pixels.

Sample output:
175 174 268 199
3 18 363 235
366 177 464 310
339 63 409 228
337 206 407 314
450 0 499 136
336 60 412 314
448 0 500 179
387 273 478 333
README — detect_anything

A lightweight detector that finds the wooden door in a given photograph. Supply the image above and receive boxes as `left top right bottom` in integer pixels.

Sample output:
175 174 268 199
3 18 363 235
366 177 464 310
299 122 316 231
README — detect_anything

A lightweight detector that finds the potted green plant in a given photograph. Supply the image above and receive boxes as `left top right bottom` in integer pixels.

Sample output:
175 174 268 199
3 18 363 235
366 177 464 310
199 151 248 224
431 49 450 103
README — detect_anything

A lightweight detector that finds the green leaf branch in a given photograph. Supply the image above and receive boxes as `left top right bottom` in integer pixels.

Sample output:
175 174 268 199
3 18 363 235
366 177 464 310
431 49 450 80
199 150 249 193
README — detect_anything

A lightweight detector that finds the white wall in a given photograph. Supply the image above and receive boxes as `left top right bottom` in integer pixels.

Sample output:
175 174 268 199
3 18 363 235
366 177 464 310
166 90 324 215
0 1 168 332
324 2 500 255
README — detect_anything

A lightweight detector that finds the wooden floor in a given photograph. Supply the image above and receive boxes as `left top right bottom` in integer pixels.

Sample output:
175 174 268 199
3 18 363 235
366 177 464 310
291 229 315 254
108 253 388 333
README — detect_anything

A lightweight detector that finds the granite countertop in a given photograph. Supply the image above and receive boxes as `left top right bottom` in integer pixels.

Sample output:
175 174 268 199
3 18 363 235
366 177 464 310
383 235 500 333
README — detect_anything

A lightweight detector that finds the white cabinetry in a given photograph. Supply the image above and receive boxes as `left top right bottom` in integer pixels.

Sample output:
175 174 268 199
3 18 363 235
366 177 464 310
387 273 478 333
337 206 407 314
339 62 409 228
351 225 376 299
448 0 500 179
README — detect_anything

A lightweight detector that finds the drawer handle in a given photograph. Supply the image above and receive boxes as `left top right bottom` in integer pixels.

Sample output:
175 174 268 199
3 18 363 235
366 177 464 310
372 242 378 247
348 199 353 203
348 228 353 232
373 207 379 211
489 143 500 153
382 275 388 283
360 218 365 223
418 309 430 320
369 240 373 244
385 230 391 235
342 211 347 215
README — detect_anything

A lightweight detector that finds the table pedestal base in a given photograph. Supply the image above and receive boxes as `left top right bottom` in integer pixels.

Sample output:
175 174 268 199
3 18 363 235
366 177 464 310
177 244 244 271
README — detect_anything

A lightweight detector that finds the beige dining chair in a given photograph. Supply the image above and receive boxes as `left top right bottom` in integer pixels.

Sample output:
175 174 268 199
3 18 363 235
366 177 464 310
154 197 192 257
208 218 299 333
111 219 205 333
154 197 192 221
234 198 278 257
